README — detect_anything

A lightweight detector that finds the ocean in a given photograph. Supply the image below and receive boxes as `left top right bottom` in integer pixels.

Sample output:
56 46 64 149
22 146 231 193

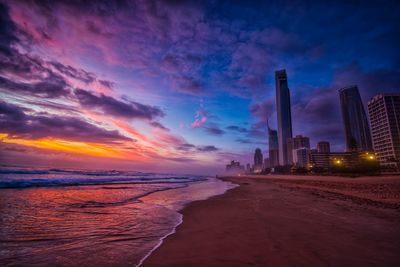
0 168 236 266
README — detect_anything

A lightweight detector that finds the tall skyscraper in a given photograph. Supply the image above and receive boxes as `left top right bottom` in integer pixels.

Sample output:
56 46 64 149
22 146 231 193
254 148 263 172
368 94 400 170
267 120 279 167
275 69 293 165
339 86 372 152
287 135 310 164
317 141 331 153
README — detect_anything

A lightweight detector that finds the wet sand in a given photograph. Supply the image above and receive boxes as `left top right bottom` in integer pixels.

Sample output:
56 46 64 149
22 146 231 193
143 175 400 267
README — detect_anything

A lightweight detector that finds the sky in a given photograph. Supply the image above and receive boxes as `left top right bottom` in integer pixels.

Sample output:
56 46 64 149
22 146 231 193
0 0 399 174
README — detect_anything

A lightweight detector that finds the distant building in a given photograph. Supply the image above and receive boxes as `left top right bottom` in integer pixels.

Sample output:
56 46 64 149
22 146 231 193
309 151 330 169
287 135 310 164
226 160 245 173
246 163 251 172
267 120 279 167
275 69 293 165
329 152 359 168
317 141 330 153
293 148 310 168
339 86 373 152
368 94 400 170
254 148 263 172
310 151 358 170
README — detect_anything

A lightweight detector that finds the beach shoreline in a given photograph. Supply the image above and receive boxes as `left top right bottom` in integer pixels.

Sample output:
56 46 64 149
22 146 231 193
136 177 237 267
143 175 400 267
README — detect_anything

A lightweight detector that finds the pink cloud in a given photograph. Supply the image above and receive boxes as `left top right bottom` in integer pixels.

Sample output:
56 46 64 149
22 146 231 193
191 109 208 128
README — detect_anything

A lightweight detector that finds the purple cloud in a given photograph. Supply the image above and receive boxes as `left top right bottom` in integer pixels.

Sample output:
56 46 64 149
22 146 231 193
49 61 96 84
204 125 225 136
226 125 248 133
74 89 164 120
0 74 70 98
175 143 219 152
175 143 196 151
197 145 219 152
0 101 131 144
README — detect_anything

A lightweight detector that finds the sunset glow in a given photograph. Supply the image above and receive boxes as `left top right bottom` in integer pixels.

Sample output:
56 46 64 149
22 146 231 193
0 0 399 174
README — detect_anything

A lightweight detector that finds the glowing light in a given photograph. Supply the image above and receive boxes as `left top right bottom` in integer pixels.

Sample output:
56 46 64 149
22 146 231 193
2 137 131 159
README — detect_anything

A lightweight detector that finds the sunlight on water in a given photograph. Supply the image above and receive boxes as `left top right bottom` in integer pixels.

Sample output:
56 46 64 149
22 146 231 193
0 168 235 266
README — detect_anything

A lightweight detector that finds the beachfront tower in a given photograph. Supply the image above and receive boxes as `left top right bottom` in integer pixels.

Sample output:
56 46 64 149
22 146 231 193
368 94 400 171
275 69 293 165
339 86 372 152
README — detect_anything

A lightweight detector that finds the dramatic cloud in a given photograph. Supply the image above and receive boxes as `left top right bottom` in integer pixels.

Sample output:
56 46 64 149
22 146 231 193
0 0 399 171
0 3 18 54
0 73 70 98
74 89 164 120
0 101 131 144
49 61 96 84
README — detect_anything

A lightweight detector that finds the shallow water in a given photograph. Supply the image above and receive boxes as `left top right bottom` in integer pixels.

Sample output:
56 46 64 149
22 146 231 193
0 168 235 266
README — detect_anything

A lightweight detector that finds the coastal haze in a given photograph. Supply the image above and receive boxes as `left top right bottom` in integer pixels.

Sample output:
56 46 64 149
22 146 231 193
1 1 400 267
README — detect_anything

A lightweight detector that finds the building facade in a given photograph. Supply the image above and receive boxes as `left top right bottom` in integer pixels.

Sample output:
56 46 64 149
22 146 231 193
267 121 279 167
275 69 293 165
293 148 310 168
287 135 310 164
339 85 373 152
317 141 331 153
368 94 400 170
309 152 330 169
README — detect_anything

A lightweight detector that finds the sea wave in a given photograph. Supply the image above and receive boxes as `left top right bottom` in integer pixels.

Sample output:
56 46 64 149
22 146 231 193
0 168 205 188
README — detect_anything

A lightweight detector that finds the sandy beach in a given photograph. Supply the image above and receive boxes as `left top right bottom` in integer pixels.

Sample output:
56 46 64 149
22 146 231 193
143 175 400 267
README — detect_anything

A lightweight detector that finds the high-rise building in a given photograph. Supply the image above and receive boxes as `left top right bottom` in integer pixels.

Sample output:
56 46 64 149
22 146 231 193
339 85 372 152
317 141 331 153
254 148 263 172
267 120 279 167
287 135 310 164
368 94 400 170
275 69 293 165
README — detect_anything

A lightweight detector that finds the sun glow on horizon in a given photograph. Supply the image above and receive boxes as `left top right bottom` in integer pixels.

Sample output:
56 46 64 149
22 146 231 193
1 135 142 160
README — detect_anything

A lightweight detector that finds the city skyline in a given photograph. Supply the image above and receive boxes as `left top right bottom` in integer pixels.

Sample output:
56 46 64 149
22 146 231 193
0 1 399 174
